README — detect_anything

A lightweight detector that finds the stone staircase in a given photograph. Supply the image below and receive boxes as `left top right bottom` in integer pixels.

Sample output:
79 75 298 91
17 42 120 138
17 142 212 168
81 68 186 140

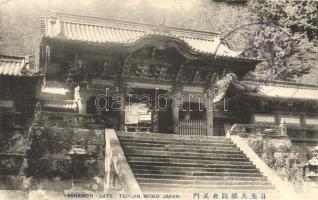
117 132 280 197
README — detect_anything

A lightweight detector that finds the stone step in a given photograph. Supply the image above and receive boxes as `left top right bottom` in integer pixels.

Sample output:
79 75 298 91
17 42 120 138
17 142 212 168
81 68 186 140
125 151 247 159
122 143 239 151
133 169 263 177
126 157 252 165
139 182 275 190
122 146 243 154
118 135 228 145
126 154 250 162
135 174 269 181
118 132 274 194
131 165 260 173
117 132 228 141
118 138 232 145
128 161 257 169
120 140 237 148
137 178 272 186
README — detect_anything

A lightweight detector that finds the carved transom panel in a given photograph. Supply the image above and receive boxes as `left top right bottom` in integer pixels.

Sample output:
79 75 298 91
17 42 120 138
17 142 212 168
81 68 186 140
122 45 186 81
123 62 173 81
62 53 123 83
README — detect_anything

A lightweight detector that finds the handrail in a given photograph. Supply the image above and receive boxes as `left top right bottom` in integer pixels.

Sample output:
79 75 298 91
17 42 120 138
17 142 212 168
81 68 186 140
43 111 113 119
104 129 142 193
42 111 104 117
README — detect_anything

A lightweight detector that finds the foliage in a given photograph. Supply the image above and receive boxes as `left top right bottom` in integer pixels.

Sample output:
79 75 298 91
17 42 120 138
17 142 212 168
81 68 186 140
249 0 318 41
0 175 24 190
0 0 42 55
245 137 304 190
248 0 318 81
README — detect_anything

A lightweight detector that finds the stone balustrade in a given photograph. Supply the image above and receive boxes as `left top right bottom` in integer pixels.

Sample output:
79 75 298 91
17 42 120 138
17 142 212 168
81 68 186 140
227 123 287 138
42 111 115 128
104 129 142 193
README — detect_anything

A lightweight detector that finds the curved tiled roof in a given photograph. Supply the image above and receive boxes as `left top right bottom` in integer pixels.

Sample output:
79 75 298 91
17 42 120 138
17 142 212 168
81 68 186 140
241 80 318 101
42 100 78 112
41 11 242 58
41 80 70 95
0 55 31 76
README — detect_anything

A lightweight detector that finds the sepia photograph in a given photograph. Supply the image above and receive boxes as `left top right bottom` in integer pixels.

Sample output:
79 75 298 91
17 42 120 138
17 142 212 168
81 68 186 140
0 0 318 199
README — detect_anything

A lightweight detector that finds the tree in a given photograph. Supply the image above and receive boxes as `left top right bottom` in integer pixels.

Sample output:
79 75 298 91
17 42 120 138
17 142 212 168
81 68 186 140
247 0 318 82
249 0 318 41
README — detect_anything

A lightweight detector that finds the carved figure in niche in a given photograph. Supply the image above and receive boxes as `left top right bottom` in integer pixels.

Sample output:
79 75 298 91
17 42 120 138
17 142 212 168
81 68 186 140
88 61 101 78
150 64 160 79
133 46 170 62
101 61 109 78
158 66 168 80
151 47 168 61
63 54 87 84
151 47 157 58
134 64 149 78
74 55 86 73
81 60 89 81
133 48 151 59
148 64 169 80
100 60 120 79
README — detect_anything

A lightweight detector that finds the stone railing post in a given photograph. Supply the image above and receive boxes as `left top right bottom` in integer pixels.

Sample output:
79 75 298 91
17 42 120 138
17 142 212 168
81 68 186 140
304 145 318 184
227 124 237 138
104 131 112 191
280 121 287 136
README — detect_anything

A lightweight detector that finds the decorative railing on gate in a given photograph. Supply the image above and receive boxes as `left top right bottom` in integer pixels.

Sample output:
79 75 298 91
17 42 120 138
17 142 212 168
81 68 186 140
179 120 207 136
42 111 116 128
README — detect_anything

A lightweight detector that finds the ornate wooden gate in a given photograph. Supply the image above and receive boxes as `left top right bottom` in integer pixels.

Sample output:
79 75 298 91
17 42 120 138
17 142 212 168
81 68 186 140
179 120 207 136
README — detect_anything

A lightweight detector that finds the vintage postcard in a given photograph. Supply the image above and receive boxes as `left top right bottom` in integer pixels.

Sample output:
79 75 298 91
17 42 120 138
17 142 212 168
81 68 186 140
0 0 318 200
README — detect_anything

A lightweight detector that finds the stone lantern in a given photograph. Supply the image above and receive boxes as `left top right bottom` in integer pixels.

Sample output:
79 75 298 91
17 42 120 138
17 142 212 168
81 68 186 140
68 145 88 180
305 145 318 183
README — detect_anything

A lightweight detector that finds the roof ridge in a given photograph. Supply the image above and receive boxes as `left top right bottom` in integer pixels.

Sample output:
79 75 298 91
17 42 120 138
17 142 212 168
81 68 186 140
46 10 221 38
0 54 29 59
62 20 148 34
242 79 318 89
0 54 37 76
